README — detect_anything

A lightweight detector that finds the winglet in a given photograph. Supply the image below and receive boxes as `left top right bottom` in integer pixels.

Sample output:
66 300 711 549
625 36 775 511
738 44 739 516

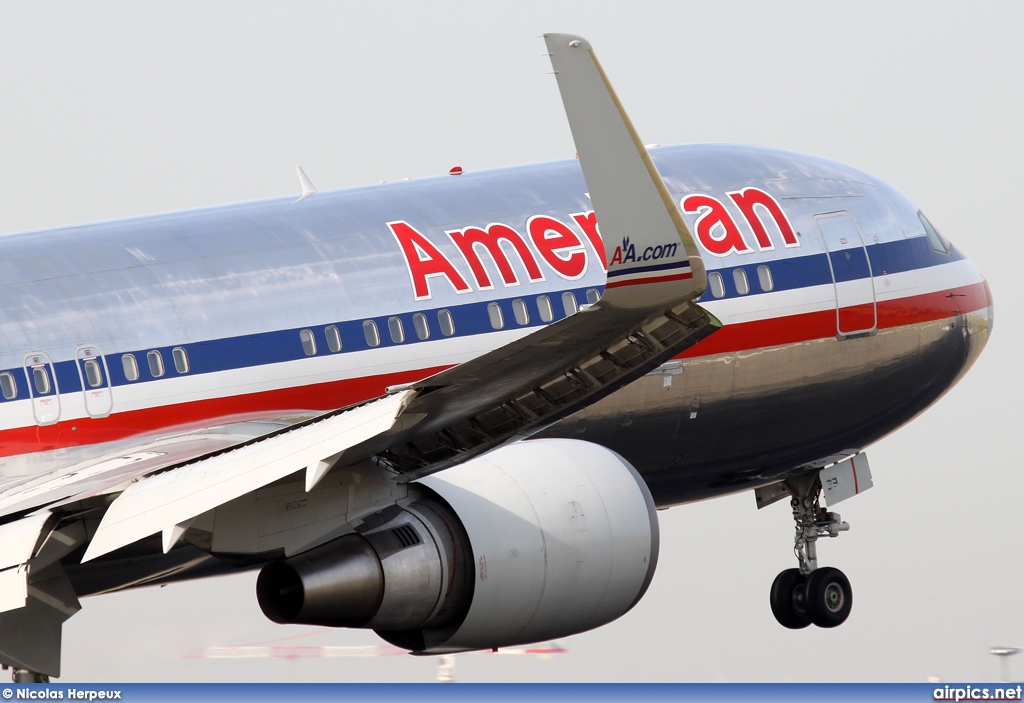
543 33 706 308
293 166 318 204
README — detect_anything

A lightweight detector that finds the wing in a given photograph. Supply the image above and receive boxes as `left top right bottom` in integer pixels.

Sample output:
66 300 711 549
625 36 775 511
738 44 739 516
71 32 718 563
0 34 716 582
0 35 720 676
317 32 717 480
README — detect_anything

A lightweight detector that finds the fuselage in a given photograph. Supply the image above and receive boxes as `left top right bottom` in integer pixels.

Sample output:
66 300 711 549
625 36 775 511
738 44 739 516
0 144 992 506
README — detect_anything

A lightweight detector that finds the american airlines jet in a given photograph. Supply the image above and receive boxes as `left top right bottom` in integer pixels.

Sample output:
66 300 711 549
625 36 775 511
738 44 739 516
0 34 991 681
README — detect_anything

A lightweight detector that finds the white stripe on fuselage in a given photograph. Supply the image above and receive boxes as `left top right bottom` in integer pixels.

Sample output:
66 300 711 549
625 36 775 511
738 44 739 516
0 257 980 459
701 257 982 326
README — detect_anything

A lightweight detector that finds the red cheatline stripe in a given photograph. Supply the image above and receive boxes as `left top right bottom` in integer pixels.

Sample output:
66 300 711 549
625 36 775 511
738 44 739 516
0 365 451 458
851 456 860 494
605 272 694 289
679 280 991 358
0 280 991 458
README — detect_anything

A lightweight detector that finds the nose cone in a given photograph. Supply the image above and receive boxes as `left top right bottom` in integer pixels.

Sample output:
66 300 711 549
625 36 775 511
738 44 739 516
959 262 994 374
981 276 995 336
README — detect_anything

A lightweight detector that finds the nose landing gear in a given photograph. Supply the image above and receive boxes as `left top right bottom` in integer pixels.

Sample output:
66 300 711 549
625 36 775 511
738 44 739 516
769 473 853 629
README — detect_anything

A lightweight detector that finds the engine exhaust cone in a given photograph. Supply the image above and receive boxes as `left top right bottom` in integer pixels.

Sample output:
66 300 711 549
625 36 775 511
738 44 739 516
256 534 385 627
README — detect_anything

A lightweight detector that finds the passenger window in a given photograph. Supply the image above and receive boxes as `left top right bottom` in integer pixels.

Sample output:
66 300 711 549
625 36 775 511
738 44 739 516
512 299 529 325
32 366 50 395
733 268 750 296
147 350 165 378
537 295 554 323
562 292 578 316
172 347 189 374
413 313 430 340
84 359 103 387
757 265 774 292
363 320 380 347
487 302 505 330
708 271 725 299
299 329 317 356
325 325 342 353
122 354 139 382
388 317 405 343
437 309 455 337
586 288 601 305
0 372 16 400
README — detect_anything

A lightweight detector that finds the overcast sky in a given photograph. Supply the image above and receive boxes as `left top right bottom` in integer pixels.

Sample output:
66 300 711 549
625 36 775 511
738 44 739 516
0 0 1020 683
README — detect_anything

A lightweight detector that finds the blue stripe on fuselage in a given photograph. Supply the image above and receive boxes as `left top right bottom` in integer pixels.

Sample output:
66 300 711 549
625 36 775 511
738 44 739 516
607 260 692 279
702 234 961 300
0 285 601 401
0 235 960 404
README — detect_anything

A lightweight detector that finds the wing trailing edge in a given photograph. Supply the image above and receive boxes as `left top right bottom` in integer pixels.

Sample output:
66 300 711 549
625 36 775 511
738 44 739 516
82 390 414 563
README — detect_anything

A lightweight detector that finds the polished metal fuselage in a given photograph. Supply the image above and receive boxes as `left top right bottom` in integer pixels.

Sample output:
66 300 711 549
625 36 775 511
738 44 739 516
0 144 992 508
549 307 988 505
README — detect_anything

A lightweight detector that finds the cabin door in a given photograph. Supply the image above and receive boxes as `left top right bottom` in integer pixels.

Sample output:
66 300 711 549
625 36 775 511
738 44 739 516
23 352 61 426
76 346 113 418
814 212 877 337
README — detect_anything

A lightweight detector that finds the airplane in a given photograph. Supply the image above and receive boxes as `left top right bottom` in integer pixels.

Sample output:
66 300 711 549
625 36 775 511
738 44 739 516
0 33 992 682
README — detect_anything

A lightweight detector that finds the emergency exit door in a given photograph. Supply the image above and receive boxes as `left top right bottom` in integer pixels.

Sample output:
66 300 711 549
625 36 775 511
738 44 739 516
76 345 113 418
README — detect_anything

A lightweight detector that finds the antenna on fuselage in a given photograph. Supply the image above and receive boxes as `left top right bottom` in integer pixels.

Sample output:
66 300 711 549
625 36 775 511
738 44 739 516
293 166 318 204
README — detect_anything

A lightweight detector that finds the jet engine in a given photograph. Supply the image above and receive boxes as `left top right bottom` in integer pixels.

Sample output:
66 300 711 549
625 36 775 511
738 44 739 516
256 438 659 652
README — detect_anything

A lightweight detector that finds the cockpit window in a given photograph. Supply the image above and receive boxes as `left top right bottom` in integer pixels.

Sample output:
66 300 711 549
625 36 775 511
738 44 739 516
919 211 951 254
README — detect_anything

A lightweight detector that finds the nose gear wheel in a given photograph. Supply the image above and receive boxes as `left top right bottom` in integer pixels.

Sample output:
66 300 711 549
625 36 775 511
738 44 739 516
804 567 852 628
767 473 853 629
769 568 810 629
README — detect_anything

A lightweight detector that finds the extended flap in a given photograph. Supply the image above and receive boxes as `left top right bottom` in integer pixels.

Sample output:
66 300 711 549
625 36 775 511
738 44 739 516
83 391 413 562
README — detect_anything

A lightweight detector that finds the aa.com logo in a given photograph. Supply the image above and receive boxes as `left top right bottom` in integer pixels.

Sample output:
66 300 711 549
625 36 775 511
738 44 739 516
609 237 679 266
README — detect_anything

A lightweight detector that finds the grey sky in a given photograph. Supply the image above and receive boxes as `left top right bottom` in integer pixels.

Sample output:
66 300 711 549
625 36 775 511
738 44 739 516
0 0 1019 683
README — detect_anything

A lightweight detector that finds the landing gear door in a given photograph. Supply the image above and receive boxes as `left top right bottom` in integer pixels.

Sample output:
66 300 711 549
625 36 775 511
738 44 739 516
76 346 113 418
820 454 873 507
814 212 877 337
23 352 60 426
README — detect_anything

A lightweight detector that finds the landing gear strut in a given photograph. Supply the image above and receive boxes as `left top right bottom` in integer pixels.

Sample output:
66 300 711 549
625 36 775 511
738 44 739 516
769 473 853 629
12 669 49 683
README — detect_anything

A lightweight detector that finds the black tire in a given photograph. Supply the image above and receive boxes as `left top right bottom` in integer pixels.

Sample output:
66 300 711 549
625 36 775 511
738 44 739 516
770 568 811 629
805 566 852 628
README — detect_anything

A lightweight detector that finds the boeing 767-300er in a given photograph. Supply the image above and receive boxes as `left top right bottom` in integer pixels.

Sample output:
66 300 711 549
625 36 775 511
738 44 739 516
0 34 991 680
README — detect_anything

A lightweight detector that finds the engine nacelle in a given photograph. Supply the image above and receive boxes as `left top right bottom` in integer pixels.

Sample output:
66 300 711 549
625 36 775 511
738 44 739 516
255 438 659 652
410 438 659 652
256 497 472 632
